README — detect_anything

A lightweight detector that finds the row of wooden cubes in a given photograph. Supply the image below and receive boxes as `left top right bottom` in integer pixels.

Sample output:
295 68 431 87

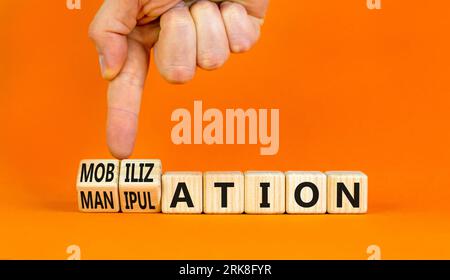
76 159 368 214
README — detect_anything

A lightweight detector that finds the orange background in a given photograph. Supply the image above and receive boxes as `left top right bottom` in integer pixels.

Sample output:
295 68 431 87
1 0 450 259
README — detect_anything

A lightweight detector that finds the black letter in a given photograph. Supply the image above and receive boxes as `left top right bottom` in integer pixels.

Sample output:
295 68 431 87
143 163 154 183
80 163 94 182
137 192 147 209
103 191 114 209
337 182 360 208
131 164 138 183
170 182 194 208
105 163 115 182
124 192 130 210
214 182 234 208
129 192 137 209
125 163 131 183
147 192 156 209
94 191 104 209
259 183 271 208
80 191 93 209
294 182 319 208
94 163 105 182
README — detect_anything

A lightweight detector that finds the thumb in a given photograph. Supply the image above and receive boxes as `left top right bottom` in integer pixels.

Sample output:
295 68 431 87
89 0 142 80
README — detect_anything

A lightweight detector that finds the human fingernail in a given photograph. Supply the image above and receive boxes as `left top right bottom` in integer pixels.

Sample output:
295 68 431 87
99 55 115 80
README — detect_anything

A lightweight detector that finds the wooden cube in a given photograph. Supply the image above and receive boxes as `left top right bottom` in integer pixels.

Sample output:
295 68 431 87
77 159 120 212
326 171 368 214
119 159 162 213
244 171 285 214
162 172 203 214
203 172 244 214
285 171 327 214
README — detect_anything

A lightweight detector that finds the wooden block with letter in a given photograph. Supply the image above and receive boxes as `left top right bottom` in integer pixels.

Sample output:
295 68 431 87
162 172 203 214
119 159 162 213
244 171 285 214
203 172 244 214
326 171 368 214
285 171 327 214
77 159 120 212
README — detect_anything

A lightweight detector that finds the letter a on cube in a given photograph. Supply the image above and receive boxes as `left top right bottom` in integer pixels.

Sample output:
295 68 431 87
162 172 203 214
77 159 120 213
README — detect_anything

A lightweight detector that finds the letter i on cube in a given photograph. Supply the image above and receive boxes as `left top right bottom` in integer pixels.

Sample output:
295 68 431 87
119 160 162 213
76 159 368 215
244 171 285 214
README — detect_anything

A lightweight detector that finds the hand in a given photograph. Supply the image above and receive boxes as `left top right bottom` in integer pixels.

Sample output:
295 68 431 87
89 0 269 159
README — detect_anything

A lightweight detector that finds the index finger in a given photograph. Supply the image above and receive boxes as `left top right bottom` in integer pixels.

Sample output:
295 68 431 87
106 38 150 160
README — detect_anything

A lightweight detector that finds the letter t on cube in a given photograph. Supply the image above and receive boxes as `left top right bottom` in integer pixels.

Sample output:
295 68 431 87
203 172 244 214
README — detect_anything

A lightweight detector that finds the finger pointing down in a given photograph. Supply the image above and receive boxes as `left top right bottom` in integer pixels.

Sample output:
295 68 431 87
107 39 150 159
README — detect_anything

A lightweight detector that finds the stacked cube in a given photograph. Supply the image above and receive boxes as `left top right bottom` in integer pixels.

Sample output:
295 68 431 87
77 159 368 214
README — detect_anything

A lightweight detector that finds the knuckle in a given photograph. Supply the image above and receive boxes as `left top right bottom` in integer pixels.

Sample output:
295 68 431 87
116 71 145 89
161 10 192 29
163 66 195 84
88 23 100 41
198 52 228 70
230 37 253 53
191 0 218 14
221 1 246 15
88 21 107 44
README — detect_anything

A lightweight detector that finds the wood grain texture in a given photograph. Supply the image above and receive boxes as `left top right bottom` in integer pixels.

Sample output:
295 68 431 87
203 172 244 214
119 159 162 213
76 159 120 213
162 172 203 214
244 171 285 214
285 171 327 214
326 171 368 214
